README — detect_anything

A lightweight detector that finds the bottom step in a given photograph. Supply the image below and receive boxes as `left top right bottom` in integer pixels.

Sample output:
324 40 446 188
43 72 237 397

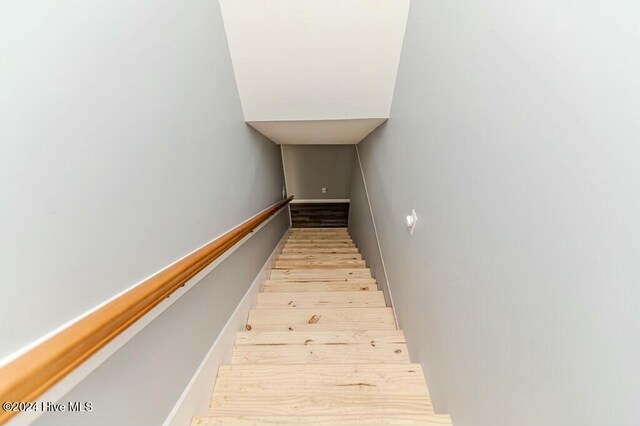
193 414 452 426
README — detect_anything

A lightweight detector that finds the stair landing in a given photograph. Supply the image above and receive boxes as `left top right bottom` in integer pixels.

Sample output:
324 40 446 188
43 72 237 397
192 228 452 426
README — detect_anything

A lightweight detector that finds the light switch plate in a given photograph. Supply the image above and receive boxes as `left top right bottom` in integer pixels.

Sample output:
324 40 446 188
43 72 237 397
406 209 418 235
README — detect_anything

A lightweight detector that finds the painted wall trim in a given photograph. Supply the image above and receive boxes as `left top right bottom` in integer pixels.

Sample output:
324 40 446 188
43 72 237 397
290 199 350 204
4 206 287 426
355 146 399 328
163 229 290 426
280 145 292 227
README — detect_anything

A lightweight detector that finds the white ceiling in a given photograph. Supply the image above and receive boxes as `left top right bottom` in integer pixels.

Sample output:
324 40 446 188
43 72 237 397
219 0 409 144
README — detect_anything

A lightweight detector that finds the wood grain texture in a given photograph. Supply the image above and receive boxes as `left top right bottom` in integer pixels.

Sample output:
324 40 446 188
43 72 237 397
193 226 453 426
277 253 363 261
210 394 433 417
281 247 360 254
0 197 293 424
285 242 356 247
269 269 372 280
231 342 410 364
263 280 378 293
287 236 353 242
213 363 425 394
274 260 366 269
288 235 350 240
246 308 397 331
290 203 349 228
234 330 406 346
288 234 351 240
255 292 386 309
286 239 355 245
193 414 453 426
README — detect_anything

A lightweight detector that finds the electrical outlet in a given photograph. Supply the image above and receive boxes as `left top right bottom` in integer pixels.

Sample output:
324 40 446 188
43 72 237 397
322 187 327 194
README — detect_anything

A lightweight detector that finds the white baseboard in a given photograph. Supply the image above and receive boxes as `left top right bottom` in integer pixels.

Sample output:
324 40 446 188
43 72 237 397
163 229 290 426
290 199 350 204
354 145 399 329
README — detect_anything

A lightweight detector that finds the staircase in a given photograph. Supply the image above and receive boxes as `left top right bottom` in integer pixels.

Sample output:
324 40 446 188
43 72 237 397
192 228 452 426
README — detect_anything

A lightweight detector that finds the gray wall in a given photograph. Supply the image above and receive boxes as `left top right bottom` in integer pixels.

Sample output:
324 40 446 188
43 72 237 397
0 0 287 424
350 1 640 426
35 213 288 426
283 145 355 199
348 158 392 307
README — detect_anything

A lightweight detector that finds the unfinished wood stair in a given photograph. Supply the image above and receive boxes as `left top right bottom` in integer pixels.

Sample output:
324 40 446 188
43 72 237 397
192 227 452 426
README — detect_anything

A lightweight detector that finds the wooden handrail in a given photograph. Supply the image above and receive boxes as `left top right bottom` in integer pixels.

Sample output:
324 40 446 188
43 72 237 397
0 196 293 424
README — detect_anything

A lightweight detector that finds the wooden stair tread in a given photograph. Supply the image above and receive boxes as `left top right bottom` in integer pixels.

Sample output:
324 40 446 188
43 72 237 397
287 238 352 241
274 260 366 269
214 364 427 394
285 242 356 247
285 242 355 246
194 228 453 426
277 253 363 261
270 269 372 280
255 291 385 309
246 308 396 331
282 247 360 254
235 330 405 345
287 235 351 240
263 281 378 292
209 394 433 416
193 414 452 426
288 236 351 240
288 237 350 241
231 342 409 364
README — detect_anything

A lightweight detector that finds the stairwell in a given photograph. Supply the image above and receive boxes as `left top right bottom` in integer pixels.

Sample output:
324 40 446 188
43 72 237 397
192 227 452 426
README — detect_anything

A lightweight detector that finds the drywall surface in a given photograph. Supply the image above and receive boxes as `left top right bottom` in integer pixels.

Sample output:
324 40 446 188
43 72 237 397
218 0 408 144
218 0 409 122
283 145 355 199
347 156 392 307
247 118 386 145
34 213 288 426
352 1 640 426
0 0 286 423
